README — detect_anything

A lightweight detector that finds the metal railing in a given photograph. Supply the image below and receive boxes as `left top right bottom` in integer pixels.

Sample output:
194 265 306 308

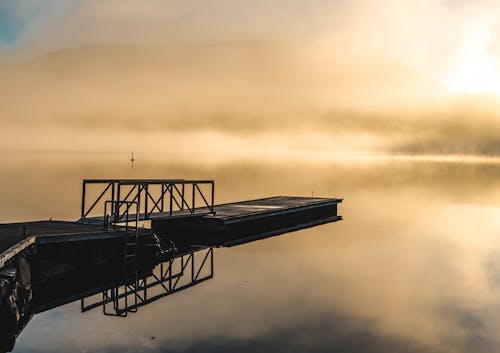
80 179 215 223
103 200 139 231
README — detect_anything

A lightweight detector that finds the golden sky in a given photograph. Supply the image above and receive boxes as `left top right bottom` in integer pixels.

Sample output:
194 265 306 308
2 0 500 95
1 1 499 157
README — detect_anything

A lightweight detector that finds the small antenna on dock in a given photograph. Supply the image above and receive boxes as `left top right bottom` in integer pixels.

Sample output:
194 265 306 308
130 152 135 168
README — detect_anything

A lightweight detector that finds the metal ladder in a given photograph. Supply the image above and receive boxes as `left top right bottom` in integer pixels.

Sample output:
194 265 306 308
103 200 140 316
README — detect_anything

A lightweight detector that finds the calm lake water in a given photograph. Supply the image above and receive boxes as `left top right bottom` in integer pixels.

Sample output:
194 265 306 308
3 152 500 353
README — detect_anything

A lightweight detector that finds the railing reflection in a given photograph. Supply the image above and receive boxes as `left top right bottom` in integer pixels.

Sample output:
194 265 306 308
80 247 214 316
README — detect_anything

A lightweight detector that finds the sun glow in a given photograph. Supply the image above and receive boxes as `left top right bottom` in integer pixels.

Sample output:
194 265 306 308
442 24 500 95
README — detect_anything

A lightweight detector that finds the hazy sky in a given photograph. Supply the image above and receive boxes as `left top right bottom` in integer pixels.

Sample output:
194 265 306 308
1 0 499 157
1 0 500 93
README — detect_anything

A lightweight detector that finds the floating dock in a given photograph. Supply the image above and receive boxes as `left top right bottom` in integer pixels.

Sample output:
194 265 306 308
0 179 343 283
0 178 342 352
152 196 342 247
0 179 342 271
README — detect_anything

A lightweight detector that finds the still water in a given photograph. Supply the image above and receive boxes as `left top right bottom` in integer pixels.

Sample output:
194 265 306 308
2 151 500 353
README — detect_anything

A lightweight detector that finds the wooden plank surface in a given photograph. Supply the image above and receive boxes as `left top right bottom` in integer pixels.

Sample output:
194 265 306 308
206 196 342 222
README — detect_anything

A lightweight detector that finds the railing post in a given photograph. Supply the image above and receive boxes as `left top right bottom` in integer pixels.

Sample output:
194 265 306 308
211 182 215 213
137 185 142 220
144 184 149 218
81 181 86 219
110 182 115 222
192 183 195 213
169 185 173 216
104 201 108 230
116 183 121 223
161 184 165 212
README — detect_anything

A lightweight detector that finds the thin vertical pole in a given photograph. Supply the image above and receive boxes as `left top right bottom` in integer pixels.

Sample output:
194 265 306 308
111 182 115 222
169 185 173 216
135 201 139 236
192 183 195 213
137 185 142 220
81 181 86 219
161 184 165 212
116 183 121 222
211 182 215 213
144 184 149 217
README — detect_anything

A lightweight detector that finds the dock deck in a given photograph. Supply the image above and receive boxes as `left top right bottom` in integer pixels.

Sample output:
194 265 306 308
203 196 342 224
0 196 342 256
152 196 342 247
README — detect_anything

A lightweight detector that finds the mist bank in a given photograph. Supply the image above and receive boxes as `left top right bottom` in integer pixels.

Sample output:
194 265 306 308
0 41 445 123
1 41 499 156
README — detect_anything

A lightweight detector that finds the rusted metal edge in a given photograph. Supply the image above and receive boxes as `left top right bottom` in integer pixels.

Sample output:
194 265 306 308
0 236 36 269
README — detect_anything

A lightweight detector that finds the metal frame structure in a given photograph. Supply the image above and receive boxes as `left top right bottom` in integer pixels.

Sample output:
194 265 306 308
80 247 214 316
78 180 216 316
80 179 215 223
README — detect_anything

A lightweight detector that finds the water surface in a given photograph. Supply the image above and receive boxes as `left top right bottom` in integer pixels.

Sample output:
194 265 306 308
3 152 500 353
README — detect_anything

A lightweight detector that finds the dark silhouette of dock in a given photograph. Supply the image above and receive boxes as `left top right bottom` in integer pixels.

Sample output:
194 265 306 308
0 178 342 352
0 179 342 271
0 179 342 270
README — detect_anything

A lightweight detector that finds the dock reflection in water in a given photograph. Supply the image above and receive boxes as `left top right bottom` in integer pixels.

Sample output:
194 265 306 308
80 247 214 317
1 246 214 351
0 178 342 352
